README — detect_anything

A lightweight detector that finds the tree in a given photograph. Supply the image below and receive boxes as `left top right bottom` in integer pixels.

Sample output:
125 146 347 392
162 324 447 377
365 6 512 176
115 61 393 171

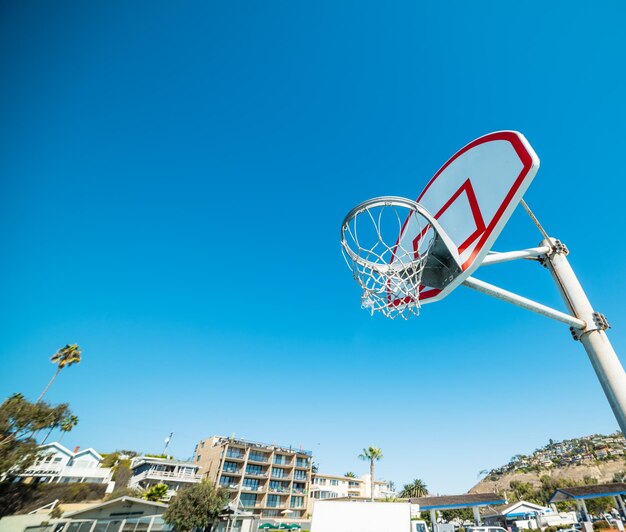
144 483 169 502
42 414 79 444
344 472 356 478
163 481 228 532
399 479 428 498
0 393 76 474
38 344 82 402
358 447 383 501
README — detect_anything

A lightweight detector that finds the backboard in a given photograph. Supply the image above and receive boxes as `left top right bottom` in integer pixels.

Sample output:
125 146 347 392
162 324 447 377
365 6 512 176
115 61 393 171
394 130 540 304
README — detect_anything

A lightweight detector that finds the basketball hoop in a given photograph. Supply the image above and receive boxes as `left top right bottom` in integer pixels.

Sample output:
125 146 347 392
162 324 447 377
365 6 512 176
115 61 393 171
340 196 462 319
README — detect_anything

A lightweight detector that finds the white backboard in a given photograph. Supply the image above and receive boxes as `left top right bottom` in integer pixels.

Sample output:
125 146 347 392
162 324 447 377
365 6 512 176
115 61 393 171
311 501 411 532
395 130 539 304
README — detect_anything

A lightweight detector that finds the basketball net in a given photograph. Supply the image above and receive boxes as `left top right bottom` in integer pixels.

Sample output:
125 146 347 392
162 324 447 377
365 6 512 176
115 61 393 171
341 198 436 320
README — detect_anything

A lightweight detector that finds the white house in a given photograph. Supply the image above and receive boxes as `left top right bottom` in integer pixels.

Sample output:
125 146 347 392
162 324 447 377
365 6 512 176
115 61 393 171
19 442 113 484
128 456 201 500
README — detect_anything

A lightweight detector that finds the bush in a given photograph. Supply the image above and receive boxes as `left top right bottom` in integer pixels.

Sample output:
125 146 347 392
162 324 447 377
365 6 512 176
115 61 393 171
0 482 106 517
594 522 611 530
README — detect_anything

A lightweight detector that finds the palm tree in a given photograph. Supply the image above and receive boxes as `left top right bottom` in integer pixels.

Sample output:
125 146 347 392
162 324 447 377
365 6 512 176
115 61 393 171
345 472 356 478
38 344 82 402
358 446 383 501
400 478 428 498
42 414 79 444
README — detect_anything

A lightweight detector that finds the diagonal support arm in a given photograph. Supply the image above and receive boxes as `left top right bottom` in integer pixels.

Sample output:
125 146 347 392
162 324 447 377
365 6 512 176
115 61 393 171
462 276 586 329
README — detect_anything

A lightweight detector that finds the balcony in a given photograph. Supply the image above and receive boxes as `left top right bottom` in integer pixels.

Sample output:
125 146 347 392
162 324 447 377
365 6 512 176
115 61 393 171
132 468 201 485
245 470 269 478
248 454 269 464
268 487 290 494
222 468 242 475
241 502 264 509
272 459 293 467
225 451 245 460
241 484 265 492
25 464 112 482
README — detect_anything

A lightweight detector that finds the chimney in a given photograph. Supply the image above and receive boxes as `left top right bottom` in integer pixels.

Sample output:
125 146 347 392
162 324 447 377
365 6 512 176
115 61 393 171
73 446 80 453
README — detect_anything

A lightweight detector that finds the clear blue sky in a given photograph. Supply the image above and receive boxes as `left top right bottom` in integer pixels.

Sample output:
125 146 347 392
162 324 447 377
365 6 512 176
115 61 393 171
2 1 626 495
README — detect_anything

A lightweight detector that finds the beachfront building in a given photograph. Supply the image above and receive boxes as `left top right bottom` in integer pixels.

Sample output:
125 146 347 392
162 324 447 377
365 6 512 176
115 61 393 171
194 435 313 519
17 442 113 484
129 456 202 500
310 473 364 500
308 472 395 513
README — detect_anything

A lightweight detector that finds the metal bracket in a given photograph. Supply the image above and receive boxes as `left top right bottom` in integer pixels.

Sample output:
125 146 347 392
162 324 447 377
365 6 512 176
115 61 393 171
569 312 610 341
593 312 611 330
540 239 569 268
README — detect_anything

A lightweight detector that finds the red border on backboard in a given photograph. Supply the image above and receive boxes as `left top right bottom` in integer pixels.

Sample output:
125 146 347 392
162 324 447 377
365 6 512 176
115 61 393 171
405 131 535 302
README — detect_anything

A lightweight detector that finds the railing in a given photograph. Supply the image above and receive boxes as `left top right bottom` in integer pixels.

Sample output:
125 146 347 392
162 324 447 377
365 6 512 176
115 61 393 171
217 437 313 456
245 470 268 477
248 454 269 463
226 451 245 459
273 459 293 466
222 468 242 474
240 502 263 508
293 475 307 481
24 465 111 478
295 462 310 469
134 470 201 482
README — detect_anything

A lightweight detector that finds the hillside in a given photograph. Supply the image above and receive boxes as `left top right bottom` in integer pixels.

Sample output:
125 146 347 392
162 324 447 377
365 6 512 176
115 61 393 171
470 459 626 493
469 432 626 494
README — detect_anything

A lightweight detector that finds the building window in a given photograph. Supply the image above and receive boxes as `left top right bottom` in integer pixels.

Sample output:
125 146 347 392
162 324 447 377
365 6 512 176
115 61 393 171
249 452 267 462
273 455 290 465
318 478 326 485
271 467 286 478
296 458 309 468
196 455 201 461
267 495 280 508
330 479 338 486
270 480 288 492
291 496 304 508
263 510 279 517
246 464 263 475
243 478 259 489
240 493 257 508
220 476 236 487
223 461 239 473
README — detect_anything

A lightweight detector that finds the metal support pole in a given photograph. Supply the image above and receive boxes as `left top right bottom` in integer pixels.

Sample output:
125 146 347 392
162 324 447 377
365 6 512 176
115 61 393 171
473 506 482 525
581 499 590 522
462 276 586 329
430 510 438 532
481 246 551 266
618 495 626 520
541 238 626 436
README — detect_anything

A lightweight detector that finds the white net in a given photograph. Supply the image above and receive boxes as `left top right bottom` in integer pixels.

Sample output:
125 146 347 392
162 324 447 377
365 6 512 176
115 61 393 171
341 198 436 319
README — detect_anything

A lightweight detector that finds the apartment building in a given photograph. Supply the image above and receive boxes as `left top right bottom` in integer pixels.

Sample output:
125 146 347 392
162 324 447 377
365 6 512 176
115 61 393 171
194 436 313 519
129 456 202 500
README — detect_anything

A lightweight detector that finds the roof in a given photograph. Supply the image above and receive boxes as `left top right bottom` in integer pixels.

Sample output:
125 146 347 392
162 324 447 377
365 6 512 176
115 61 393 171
549 483 626 503
65 496 167 517
131 456 200 468
314 473 363 482
39 442 74 457
483 500 549 518
74 448 103 460
410 493 507 510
